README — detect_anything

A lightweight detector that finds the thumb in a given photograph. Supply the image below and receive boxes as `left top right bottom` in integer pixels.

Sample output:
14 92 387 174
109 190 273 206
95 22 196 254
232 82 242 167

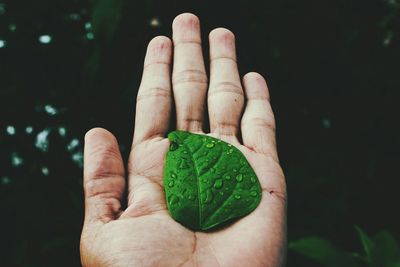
83 128 125 223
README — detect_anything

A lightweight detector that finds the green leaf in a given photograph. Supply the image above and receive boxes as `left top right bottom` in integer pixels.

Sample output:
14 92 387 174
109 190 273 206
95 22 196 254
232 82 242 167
370 231 400 267
164 131 262 231
89 0 123 44
289 237 360 267
355 225 374 261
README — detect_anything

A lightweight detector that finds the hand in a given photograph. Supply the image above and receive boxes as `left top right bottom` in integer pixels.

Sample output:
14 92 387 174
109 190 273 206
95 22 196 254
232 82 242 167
80 13 286 267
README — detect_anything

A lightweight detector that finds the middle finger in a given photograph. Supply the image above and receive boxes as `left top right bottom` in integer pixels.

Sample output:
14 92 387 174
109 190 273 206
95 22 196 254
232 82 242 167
172 13 208 133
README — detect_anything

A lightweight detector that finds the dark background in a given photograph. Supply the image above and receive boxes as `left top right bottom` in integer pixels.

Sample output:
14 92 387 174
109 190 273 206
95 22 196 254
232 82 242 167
1 0 399 266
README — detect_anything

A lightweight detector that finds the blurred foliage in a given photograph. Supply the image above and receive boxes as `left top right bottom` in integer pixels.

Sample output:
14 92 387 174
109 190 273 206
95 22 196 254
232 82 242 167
290 227 400 267
0 0 399 266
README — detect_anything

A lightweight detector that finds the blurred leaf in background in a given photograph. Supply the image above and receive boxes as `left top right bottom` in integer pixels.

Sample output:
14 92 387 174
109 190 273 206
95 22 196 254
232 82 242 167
290 227 400 267
1 0 399 266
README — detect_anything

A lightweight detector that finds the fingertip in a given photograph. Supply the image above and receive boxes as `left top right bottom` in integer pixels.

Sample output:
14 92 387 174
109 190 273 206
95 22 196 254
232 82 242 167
83 127 124 184
243 72 270 101
172 13 201 43
84 128 121 164
243 72 266 83
209 27 235 42
145 36 172 66
172 13 200 30
209 28 236 60
85 127 116 143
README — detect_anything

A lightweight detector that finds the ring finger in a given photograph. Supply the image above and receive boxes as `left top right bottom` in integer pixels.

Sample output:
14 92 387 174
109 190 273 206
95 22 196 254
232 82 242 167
208 28 244 140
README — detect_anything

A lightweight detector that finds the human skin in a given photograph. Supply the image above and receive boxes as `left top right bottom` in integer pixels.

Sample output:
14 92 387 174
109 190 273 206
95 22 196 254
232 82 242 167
80 13 287 267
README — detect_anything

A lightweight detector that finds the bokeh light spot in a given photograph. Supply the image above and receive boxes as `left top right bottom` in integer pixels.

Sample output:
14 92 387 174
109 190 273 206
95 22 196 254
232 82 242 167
86 32 94 40
58 127 66 136
44 104 58 116
6 125 15 135
1 176 11 185
0 39 6 48
11 153 24 167
25 126 34 134
67 138 80 151
41 167 50 176
149 17 161 28
35 129 51 152
39 35 52 44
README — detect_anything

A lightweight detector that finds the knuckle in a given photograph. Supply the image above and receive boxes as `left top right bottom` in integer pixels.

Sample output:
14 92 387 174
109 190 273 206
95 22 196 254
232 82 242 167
243 117 276 132
85 146 123 178
137 86 171 102
212 121 238 135
172 69 208 85
209 81 243 97
87 142 121 161
177 117 203 131
84 177 123 199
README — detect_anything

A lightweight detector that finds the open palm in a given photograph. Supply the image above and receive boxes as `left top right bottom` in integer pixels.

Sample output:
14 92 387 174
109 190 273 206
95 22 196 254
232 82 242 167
80 13 286 267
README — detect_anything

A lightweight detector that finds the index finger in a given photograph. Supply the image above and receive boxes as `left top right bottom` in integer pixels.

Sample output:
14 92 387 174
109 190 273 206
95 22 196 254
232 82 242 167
132 36 173 145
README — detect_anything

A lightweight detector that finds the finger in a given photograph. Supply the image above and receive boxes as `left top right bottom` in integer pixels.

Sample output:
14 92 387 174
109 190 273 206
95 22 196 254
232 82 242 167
83 128 125 223
132 36 172 145
208 28 244 138
172 13 208 132
241 72 278 161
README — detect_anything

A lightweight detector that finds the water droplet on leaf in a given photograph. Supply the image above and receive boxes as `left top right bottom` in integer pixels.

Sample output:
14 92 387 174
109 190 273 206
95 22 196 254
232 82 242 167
168 181 175 187
234 194 241 200
202 189 213 204
179 160 190 169
168 195 179 205
236 174 243 182
171 172 177 179
205 142 215 148
169 141 179 151
213 179 223 189
250 191 258 197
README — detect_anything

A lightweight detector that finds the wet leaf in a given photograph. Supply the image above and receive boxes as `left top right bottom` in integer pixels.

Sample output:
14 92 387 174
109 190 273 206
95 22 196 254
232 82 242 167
370 231 400 267
289 237 360 267
164 131 262 231
355 225 374 262
90 0 123 43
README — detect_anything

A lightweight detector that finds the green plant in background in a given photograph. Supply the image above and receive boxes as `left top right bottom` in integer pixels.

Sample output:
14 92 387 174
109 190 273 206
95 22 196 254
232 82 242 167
290 226 400 267
1 0 399 265
164 131 262 230
85 0 123 78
